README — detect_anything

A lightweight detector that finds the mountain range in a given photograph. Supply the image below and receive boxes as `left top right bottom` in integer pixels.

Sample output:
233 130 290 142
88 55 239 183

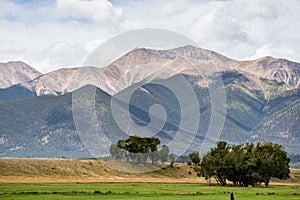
0 45 299 158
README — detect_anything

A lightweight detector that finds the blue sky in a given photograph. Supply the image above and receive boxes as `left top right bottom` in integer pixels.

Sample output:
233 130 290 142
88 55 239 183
1 0 300 72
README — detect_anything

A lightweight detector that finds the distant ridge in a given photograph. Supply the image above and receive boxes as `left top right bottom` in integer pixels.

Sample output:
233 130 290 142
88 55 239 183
1 46 299 98
0 61 42 89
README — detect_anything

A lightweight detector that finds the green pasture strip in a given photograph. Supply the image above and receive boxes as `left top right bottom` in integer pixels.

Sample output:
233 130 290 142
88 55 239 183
1 193 300 200
0 183 299 200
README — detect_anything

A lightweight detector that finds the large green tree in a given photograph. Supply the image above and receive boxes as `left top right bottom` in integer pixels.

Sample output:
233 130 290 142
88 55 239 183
253 142 290 187
198 141 229 186
115 136 162 163
198 141 290 187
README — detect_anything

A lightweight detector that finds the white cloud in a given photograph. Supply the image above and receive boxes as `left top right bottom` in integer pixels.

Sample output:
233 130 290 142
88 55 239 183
0 40 25 54
1 0 300 73
120 19 145 30
246 44 294 61
86 38 105 53
56 0 122 23
153 0 191 17
41 41 88 66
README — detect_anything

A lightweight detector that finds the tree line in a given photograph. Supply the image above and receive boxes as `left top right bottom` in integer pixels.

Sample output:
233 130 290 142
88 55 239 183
110 136 174 165
110 137 290 187
196 141 290 187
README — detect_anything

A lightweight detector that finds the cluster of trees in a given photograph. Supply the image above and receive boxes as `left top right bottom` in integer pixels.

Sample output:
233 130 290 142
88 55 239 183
198 141 290 187
110 136 173 164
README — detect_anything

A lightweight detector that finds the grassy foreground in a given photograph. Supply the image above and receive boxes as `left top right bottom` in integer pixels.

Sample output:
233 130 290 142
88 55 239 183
0 183 300 200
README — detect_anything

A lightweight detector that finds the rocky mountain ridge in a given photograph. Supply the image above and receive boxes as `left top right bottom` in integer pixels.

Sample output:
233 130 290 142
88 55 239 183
1 45 299 98
0 61 42 89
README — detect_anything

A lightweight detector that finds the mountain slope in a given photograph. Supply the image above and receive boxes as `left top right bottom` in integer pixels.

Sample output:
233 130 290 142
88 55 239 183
0 46 299 157
20 67 104 96
239 56 300 89
3 46 299 99
121 72 300 154
0 85 112 157
1 73 299 157
99 45 300 95
0 61 42 89
0 85 36 101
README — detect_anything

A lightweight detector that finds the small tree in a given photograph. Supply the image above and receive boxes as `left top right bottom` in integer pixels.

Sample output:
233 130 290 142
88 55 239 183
150 150 160 164
169 153 176 167
160 145 170 164
188 152 200 165
109 144 123 160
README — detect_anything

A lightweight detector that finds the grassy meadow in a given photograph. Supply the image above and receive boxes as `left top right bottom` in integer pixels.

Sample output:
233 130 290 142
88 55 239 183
0 183 300 200
1 159 300 199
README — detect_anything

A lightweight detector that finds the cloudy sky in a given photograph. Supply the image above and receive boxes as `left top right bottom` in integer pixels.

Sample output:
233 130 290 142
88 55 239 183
1 0 300 73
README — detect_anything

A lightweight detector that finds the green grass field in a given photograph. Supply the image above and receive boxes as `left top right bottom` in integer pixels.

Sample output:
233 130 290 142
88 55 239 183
0 183 300 200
